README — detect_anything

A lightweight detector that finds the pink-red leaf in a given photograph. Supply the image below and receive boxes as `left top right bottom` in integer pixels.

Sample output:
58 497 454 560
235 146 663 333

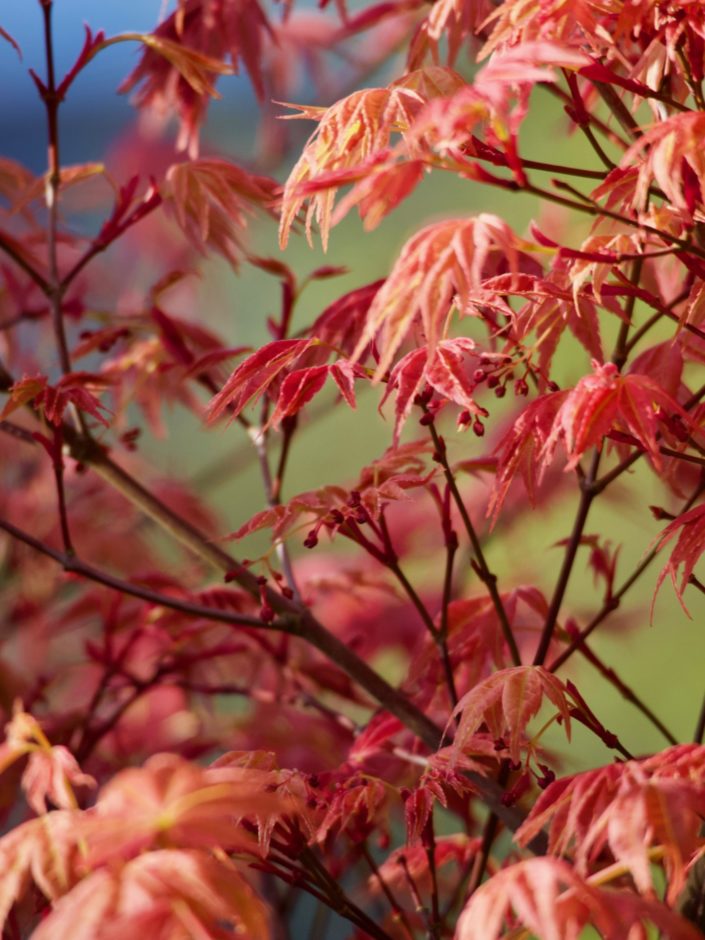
516 746 705 902
456 856 701 940
653 504 705 615
448 666 571 764
543 360 688 473
268 364 330 428
165 159 279 267
32 849 270 940
206 338 317 424
352 215 526 378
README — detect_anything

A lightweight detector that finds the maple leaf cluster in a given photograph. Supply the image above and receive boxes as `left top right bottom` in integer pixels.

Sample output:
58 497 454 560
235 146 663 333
4 0 705 938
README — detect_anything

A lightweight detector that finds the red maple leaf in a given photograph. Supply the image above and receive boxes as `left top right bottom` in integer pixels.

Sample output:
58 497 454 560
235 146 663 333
516 745 705 903
448 665 572 765
653 503 705 614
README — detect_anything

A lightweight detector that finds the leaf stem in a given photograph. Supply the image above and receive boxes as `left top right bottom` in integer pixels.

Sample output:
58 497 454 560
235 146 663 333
0 232 49 292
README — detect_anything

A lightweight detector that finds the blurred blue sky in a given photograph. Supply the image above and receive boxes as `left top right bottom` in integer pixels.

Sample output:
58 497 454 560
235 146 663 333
0 2 188 170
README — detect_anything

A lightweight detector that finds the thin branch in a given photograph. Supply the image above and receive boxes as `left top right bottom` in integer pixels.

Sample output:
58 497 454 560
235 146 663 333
292 839 397 940
50 429 74 555
520 157 606 180
378 510 439 638
544 82 631 150
466 761 511 896
693 674 705 745
58 191 162 292
0 232 50 293
438 522 460 709
0 515 287 632
524 181 705 262
611 257 644 370
563 70 618 169
426 419 521 667
75 670 159 762
676 41 705 111
550 474 705 674
249 418 301 601
593 81 644 139
534 450 601 666
397 854 434 936
360 842 416 940
573 634 678 747
0 419 37 445
40 0 72 379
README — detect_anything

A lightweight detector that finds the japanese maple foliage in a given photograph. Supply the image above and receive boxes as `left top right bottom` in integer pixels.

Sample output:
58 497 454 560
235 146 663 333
4 0 705 938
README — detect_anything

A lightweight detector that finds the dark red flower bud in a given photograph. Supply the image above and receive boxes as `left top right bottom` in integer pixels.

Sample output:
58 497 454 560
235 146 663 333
259 604 275 623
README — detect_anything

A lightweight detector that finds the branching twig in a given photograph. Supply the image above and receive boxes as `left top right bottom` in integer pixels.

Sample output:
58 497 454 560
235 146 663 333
0 515 287 632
